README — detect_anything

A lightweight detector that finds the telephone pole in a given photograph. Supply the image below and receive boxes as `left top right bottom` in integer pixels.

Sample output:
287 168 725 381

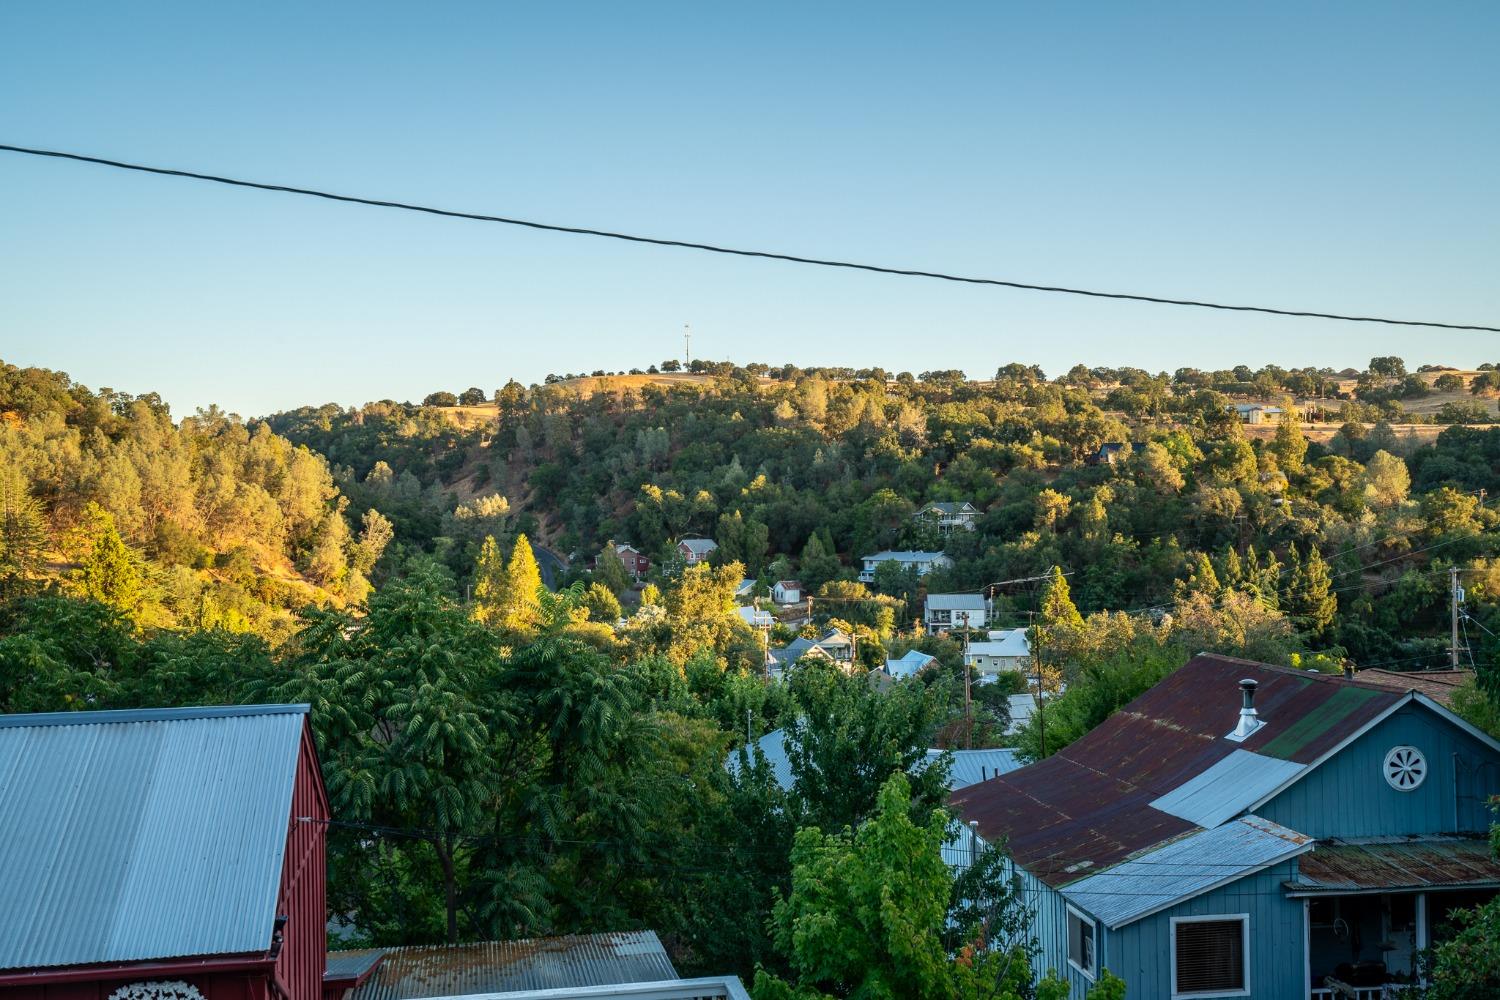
1451 566 1464 669
683 323 691 368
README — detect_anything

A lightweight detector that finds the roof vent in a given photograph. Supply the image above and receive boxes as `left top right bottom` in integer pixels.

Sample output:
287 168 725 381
1226 678 1264 742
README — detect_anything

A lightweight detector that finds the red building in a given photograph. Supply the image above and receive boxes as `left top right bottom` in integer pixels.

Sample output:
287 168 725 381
608 543 650 579
0 705 329 1000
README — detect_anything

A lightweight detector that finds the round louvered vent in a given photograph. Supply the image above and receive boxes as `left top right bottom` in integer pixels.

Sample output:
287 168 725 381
1383 745 1426 791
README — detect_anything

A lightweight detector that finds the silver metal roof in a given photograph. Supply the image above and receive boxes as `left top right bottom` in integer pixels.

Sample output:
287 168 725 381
339 933 678 1000
1148 749 1305 829
925 594 987 611
1060 815 1313 928
0 704 307 971
924 748 1022 790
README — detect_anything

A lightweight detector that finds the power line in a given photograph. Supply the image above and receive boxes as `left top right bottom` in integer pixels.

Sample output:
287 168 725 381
3 141 1497 333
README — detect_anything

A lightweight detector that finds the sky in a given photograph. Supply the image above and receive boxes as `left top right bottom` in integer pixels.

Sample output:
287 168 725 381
2 2 1498 417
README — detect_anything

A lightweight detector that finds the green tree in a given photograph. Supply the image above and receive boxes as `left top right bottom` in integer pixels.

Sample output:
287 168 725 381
1286 545 1337 637
754 772 1097 1000
498 533 544 633
593 541 631 596
0 466 46 595
1269 405 1308 474
471 535 506 623
798 534 843 594
79 504 145 621
582 581 623 623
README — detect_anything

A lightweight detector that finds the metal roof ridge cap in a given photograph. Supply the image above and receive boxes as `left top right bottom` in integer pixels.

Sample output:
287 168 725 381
0 704 311 729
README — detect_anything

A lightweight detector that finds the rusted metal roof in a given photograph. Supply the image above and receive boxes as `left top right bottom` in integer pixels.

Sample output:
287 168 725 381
337 933 678 1000
1063 815 1313 928
1355 668 1470 706
948 654 1400 888
1286 836 1500 894
0 704 307 972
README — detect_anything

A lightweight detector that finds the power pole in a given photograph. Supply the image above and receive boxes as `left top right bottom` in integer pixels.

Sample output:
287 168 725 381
963 627 973 749
1031 609 1046 758
683 323 691 368
1451 566 1463 669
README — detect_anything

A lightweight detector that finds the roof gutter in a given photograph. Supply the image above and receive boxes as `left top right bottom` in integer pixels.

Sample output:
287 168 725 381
0 953 277 987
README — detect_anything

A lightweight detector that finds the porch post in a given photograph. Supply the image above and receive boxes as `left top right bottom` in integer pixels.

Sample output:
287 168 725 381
1416 892 1429 978
1302 898 1311 998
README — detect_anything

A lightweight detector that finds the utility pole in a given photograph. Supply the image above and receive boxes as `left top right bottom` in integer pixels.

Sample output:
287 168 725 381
1451 566 1464 669
1031 609 1046 758
963 626 973 749
683 323 691 368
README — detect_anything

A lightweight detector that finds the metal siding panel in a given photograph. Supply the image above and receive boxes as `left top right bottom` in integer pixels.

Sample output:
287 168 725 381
1259 704 1500 839
0 707 306 970
1148 750 1305 829
1109 862 1305 999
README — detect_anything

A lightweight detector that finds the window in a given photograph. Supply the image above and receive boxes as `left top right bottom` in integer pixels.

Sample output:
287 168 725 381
1067 905 1096 979
1172 915 1248 997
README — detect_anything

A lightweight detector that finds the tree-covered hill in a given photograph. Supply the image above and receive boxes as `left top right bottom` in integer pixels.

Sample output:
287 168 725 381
0 360 389 638
265 359 1500 670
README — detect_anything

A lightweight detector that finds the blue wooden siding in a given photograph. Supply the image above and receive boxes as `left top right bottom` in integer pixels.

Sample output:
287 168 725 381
1105 860 1305 999
1017 866 1099 999
1259 705 1500 839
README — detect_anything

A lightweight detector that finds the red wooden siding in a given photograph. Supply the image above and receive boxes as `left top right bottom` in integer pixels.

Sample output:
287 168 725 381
275 724 330 1000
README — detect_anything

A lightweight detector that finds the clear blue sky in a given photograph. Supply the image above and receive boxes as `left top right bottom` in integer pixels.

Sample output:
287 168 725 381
3 2 1497 417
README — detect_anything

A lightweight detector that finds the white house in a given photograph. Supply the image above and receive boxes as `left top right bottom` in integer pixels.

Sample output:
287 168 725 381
885 649 938 680
916 501 979 533
858 550 952 583
678 537 718 565
924 593 989 634
964 628 1031 682
772 580 803 604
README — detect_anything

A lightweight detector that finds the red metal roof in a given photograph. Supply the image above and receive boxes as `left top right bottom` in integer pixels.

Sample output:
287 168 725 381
949 654 1402 887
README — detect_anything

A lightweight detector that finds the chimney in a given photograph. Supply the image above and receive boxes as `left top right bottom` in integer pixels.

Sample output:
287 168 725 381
1343 663 1355 679
1226 678 1264 742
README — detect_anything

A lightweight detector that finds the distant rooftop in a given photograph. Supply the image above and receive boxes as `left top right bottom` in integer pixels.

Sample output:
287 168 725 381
335 933 678 1000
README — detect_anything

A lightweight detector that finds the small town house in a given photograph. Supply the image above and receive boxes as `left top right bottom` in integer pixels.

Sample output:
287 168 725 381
677 537 718 565
858 550 953 583
916 501 980 533
772 580 803 604
963 628 1031 680
949 655 1500 999
925 593 989 634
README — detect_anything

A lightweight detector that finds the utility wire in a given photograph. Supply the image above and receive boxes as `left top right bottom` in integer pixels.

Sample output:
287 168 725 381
2 141 1497 333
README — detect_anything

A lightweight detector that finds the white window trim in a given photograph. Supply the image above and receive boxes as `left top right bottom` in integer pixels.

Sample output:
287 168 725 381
1066 903 1097 981
1170 913 1250 999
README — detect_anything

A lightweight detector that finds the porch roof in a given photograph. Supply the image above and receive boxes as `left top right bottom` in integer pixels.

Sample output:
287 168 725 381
1285 836 1500 896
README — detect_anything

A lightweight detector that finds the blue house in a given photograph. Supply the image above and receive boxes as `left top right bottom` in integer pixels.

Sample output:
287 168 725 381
950 654 1500 999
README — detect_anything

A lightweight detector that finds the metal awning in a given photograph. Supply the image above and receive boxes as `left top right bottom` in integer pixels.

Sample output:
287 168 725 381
1285 836 1500 896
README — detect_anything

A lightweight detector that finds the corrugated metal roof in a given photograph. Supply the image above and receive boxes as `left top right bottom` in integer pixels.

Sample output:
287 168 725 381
1355 668 1470 706
0 704 307 971
926 594 987 611
949 655 1400 888
727 729 1016 793
1062 815 1313 928
326 948 389 983
925 748 1022 790
1286 836 1500 894
339 933 677 1000
1149 750 1305 829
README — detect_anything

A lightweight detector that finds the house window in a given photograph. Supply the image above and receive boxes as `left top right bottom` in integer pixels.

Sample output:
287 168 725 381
1066 905 1096 979
1172 915 1248 997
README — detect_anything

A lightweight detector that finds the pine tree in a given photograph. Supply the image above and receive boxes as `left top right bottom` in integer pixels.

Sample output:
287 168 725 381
0 466 46 595
1217 546 1245 590
1269 406 1308 474
471 535 506 623
80 505 144 620
1184 552 1221 597
1039 565 1083 630
1287 545 1337 636
498 533 544 633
